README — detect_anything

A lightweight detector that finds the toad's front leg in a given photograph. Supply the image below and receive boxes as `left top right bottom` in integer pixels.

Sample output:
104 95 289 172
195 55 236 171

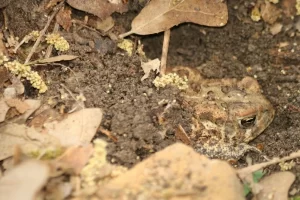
194 143 261 160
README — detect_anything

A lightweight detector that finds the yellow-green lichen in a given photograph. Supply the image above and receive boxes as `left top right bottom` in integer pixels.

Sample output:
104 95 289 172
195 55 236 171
296 0 300 15
0 53 9 64
80 139 127 191
29 147 63 160
117 39 134 56
153 73 188 90
267 0 279 4
80 139 108 188
45 33 69 51
251 6 261 22
4 60 48 93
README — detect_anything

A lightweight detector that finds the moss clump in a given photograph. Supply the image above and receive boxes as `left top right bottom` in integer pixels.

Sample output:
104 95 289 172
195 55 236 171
3 57 48 93
153 73 189 90
45 33 69 51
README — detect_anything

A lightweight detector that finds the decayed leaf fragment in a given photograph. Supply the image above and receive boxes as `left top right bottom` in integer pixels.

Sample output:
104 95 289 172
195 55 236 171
123 0 228 36
0 123 60 160
56 6 72 31
45 108 103 146
256 172 295 200
0 160 49 200
141 58 160 81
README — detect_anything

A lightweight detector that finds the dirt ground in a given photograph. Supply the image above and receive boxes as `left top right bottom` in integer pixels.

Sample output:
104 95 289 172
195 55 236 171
2 0 300 196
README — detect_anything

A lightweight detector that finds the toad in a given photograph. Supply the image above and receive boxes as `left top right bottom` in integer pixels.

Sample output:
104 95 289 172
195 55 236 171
168 66 275 160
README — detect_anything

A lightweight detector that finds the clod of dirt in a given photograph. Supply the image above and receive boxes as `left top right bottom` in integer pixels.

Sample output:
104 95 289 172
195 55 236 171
97 143 245 200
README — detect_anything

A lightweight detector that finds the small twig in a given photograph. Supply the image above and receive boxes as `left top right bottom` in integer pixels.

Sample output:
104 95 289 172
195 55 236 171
71 19 104 36
160 29 170 75
175 124 191 145
13 35 33 53
98 126 118 142
45 22 60 59
24 1 64 64
238 150 300 180
60 83 85 113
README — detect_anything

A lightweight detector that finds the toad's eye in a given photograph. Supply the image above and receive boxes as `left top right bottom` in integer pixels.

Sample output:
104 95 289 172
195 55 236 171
239 116 256 129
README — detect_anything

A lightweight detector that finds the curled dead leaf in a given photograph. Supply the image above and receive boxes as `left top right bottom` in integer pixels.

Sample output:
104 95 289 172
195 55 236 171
121 0 228 37
141 58 160 81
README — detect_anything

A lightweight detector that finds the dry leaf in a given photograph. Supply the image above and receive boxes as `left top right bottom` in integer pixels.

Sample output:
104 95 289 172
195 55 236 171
282 0 296 17
10 76 25 95
123 0 228 36
56 6 72 31
5 98 30 114
0 67 9 89
256 172 295 200
9 99 41 124
270 22 283 35
261 1 281 24
56 145 94 174
0 32 7 55
0 123 60 160
0 99 10 122
66 0 128 19
45 0 64 10
88 16 115 33
141 58 160 81
0 160 49 200
28 108 61 128
37 55 78 64
45 108 103 146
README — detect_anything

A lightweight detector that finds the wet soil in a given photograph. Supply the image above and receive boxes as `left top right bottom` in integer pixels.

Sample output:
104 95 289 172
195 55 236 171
3 0 300 196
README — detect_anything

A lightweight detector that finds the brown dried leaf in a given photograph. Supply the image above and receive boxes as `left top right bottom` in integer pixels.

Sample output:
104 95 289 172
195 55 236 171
45 108 103 146
5 98 30 114
141 58 160 81
256 172 295 200
66 0 128 19
9 100 41 124
260 1 282 24
0 123 60 160
88 16 115 33
125 0 228 36
37 55 78 64
28 108 61 128
56 145 94 174
56 6 72 31
0 99 10 122
282 0 296 17
0 161 49 200
0 67 9 88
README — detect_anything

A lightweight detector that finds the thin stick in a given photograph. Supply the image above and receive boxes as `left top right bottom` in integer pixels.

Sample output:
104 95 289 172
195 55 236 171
24 1 64 64
45 22 60 59
160 29 170 75
98 126 118 142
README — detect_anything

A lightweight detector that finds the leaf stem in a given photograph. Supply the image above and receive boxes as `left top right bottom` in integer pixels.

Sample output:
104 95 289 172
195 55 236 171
119 30 134 39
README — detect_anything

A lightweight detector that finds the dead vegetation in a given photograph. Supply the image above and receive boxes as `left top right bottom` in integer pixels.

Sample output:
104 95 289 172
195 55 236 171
0 0 300 199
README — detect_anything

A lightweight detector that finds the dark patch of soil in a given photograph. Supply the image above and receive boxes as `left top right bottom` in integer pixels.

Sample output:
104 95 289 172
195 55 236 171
3 0 300 196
